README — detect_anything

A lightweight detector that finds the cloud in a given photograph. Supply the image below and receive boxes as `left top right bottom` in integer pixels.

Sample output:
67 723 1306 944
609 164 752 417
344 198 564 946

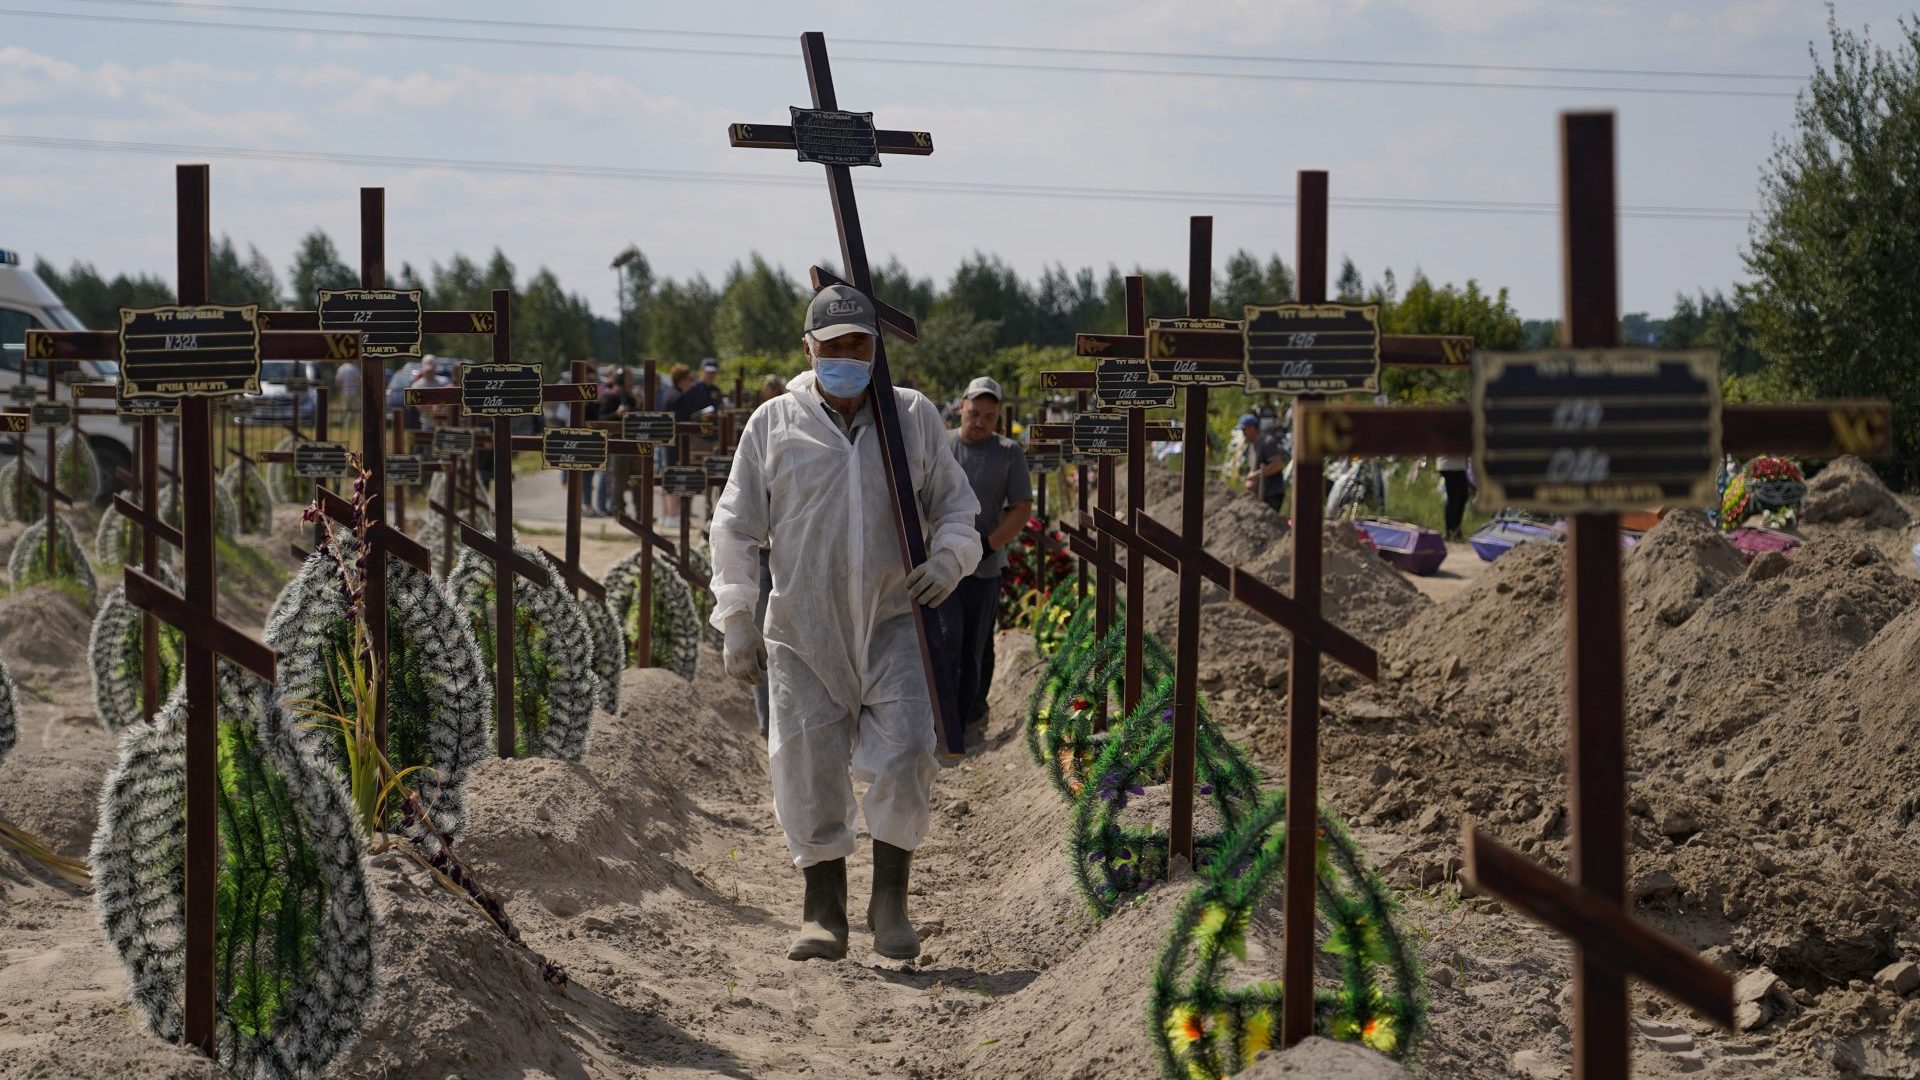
0 46 256 108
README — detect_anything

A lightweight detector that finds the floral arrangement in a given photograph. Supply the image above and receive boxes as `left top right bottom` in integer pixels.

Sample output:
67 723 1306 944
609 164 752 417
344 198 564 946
161 480 240 542
91 662 376 1079
56 429 99 504
0 651 89 885
999 517 1073 631
221 458 274 536
602 548 700 682
89 565 186 732
95 502 143 568
1031 580 1093 659
1035 625 1172 800
265 435 305 503
448 540 597 761
1066 676 1263 918
580 589 624 714
0 453 31 522
1718 456 1806 531
1149 789 1425 1076
266 523 491 835
10 515 98 605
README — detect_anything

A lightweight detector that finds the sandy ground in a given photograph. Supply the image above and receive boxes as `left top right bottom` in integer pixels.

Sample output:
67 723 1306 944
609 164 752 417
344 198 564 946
2 458 1919 1078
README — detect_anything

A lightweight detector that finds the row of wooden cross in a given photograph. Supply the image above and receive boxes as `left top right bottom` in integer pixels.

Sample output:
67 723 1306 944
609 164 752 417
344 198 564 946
25 30 1895 1080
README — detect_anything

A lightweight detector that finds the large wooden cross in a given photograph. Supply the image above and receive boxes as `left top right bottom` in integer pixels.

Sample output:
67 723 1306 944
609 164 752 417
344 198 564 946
1289 112 1892 1075
26 164 355 1059
404 366 594 756
728 32 965 756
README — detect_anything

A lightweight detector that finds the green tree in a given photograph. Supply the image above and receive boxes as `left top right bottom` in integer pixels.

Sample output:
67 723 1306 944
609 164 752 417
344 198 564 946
209 236 278 307
287 230 354 307
32 259 170 328
425 254 488 361
516 268 595 379
1744 12 1920 478
649 277 719 364
1335 257 1365 303
892 309 1000 397
713 255 803 358
1380 273 1526 403
871 256 936 322
1661 290 1764 375
939 253 1037 348
1216 250 1294 315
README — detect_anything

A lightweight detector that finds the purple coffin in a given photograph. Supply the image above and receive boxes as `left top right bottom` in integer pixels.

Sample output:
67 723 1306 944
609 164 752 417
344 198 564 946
1469 515 1565 562
1353 517 1449 576
1726 526 1802 562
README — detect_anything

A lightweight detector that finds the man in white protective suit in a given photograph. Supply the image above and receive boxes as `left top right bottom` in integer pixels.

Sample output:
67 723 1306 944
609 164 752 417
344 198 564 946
707 284 981 962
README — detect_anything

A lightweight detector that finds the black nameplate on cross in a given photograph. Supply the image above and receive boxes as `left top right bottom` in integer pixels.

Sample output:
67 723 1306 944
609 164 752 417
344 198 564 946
729 31 962 756
316 288 423 357
1242 302 1382 394
293 441 351 478
542 427 607 471
662 466 705 497
117 304 262 397
1474 348 1721 512
622 411 676 445
386 454 425 486
29 402 70 428
461 364 544 416
1094 358 1176 410
433 428 474 456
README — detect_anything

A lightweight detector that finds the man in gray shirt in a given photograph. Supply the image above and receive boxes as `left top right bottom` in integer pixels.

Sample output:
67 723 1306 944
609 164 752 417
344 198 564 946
939 376 1032 729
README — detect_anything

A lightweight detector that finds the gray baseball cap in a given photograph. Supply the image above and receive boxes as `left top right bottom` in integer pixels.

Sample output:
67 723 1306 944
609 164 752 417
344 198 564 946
804 284 878 341
962 376 1003 401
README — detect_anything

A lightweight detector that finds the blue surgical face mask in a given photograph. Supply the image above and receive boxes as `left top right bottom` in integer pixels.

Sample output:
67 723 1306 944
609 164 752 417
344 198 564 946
815 357 872 398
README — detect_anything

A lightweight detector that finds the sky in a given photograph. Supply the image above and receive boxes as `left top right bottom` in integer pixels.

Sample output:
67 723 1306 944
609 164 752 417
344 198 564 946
0 0 1908 323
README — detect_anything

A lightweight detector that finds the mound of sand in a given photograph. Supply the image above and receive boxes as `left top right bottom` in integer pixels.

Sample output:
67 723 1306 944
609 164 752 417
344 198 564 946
1622 511 1746 644
1243 1037 1411 1078
1800 455 1912 529
0 586 96 685
1642 534 1920 746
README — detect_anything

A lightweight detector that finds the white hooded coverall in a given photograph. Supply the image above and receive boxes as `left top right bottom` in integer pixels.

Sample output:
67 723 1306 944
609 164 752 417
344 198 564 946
708 370 981 868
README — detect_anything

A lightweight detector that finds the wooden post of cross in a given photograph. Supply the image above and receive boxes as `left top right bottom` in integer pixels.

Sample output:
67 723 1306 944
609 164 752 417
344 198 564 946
405 364 595 755
728 33 967 755
25 163 356 1059
1283 113 1890 1072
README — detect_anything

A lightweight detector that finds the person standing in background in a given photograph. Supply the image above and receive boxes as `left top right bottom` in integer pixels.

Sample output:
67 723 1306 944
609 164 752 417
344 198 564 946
659 363 691 528
940 377 1032 729
1437 455 1473 542
1239 413 1290 514
597 369 638 518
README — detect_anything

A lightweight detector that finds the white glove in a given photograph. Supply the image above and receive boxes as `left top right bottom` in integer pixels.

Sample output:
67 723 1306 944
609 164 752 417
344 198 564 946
722 614 767 685
905 549 965 608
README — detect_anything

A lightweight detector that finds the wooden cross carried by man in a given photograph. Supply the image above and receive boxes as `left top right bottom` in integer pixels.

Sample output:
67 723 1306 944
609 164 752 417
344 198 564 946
727 32 972 755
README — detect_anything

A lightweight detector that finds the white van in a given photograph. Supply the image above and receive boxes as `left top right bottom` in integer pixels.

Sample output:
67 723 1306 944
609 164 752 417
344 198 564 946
0 248 165 501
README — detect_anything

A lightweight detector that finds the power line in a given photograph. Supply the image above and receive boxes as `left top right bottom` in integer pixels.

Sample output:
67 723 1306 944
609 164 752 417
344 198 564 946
70 0 1808 83
0 133 1756 222
0 5 1799 99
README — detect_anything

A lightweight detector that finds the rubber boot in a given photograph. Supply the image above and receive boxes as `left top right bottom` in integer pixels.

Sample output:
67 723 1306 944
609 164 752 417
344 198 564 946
867 840 921 960
787 858 849 962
